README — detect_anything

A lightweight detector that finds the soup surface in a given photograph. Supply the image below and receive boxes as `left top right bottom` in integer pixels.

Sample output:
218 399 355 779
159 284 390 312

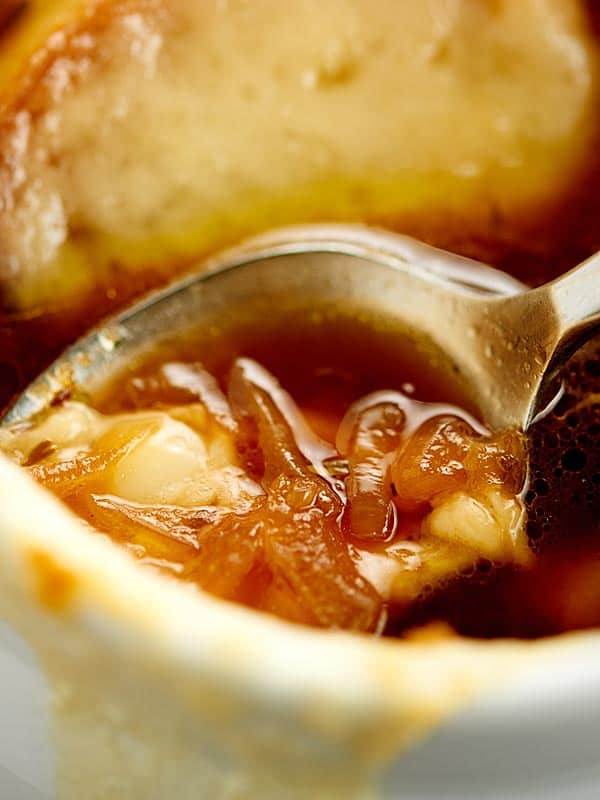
2 307 599 638
0 312 531 633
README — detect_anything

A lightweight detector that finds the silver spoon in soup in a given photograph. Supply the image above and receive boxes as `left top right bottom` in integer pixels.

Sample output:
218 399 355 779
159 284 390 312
4 224 598 432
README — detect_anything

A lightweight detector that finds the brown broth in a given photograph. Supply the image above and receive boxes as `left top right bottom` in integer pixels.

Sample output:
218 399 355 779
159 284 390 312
89 308 600 639
96 310 477 437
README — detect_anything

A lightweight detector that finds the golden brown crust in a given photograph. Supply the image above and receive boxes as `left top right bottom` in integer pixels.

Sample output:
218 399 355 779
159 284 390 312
28 547 78 611
0 2 27 37
0 1 160 113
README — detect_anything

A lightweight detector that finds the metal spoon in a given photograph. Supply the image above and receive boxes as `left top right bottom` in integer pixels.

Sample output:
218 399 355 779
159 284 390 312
3 224 599 431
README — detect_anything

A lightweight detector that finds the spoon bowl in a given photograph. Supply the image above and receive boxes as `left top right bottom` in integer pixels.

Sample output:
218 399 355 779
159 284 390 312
3 225 599 431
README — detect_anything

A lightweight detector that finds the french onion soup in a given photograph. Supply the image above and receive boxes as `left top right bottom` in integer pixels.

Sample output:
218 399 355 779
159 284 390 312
3 305 597 639
0 0 598 641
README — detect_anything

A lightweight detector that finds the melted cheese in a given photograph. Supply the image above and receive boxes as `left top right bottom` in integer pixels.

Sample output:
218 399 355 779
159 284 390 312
0 401 262 510
358 485 529 605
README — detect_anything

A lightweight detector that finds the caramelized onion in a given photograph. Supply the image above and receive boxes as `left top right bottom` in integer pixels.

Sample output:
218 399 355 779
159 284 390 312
160 363 237 432
30 444 131 495
19 353 529 635
262 505 383 630
181 501 383 630
82 496 202 566
391 417 527 512
90 494 227 547
228 359 339 495
341 401 406 541
391 416 473 512
182 511 266 602
224 360 382 629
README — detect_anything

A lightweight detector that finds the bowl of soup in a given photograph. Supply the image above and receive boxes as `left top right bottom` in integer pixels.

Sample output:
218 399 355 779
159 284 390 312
0 1 600 799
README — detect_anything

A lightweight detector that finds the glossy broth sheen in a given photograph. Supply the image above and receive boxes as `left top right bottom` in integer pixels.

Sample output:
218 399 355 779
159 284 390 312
90 307 600 639
96 311 476 430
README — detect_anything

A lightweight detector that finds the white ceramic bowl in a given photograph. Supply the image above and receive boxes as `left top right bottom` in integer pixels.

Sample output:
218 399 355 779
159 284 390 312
1 454 600 800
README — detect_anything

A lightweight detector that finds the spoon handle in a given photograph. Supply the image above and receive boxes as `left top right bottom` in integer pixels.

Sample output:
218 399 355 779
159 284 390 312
412 247 600 432
513 250 600 428
550 250 600 333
